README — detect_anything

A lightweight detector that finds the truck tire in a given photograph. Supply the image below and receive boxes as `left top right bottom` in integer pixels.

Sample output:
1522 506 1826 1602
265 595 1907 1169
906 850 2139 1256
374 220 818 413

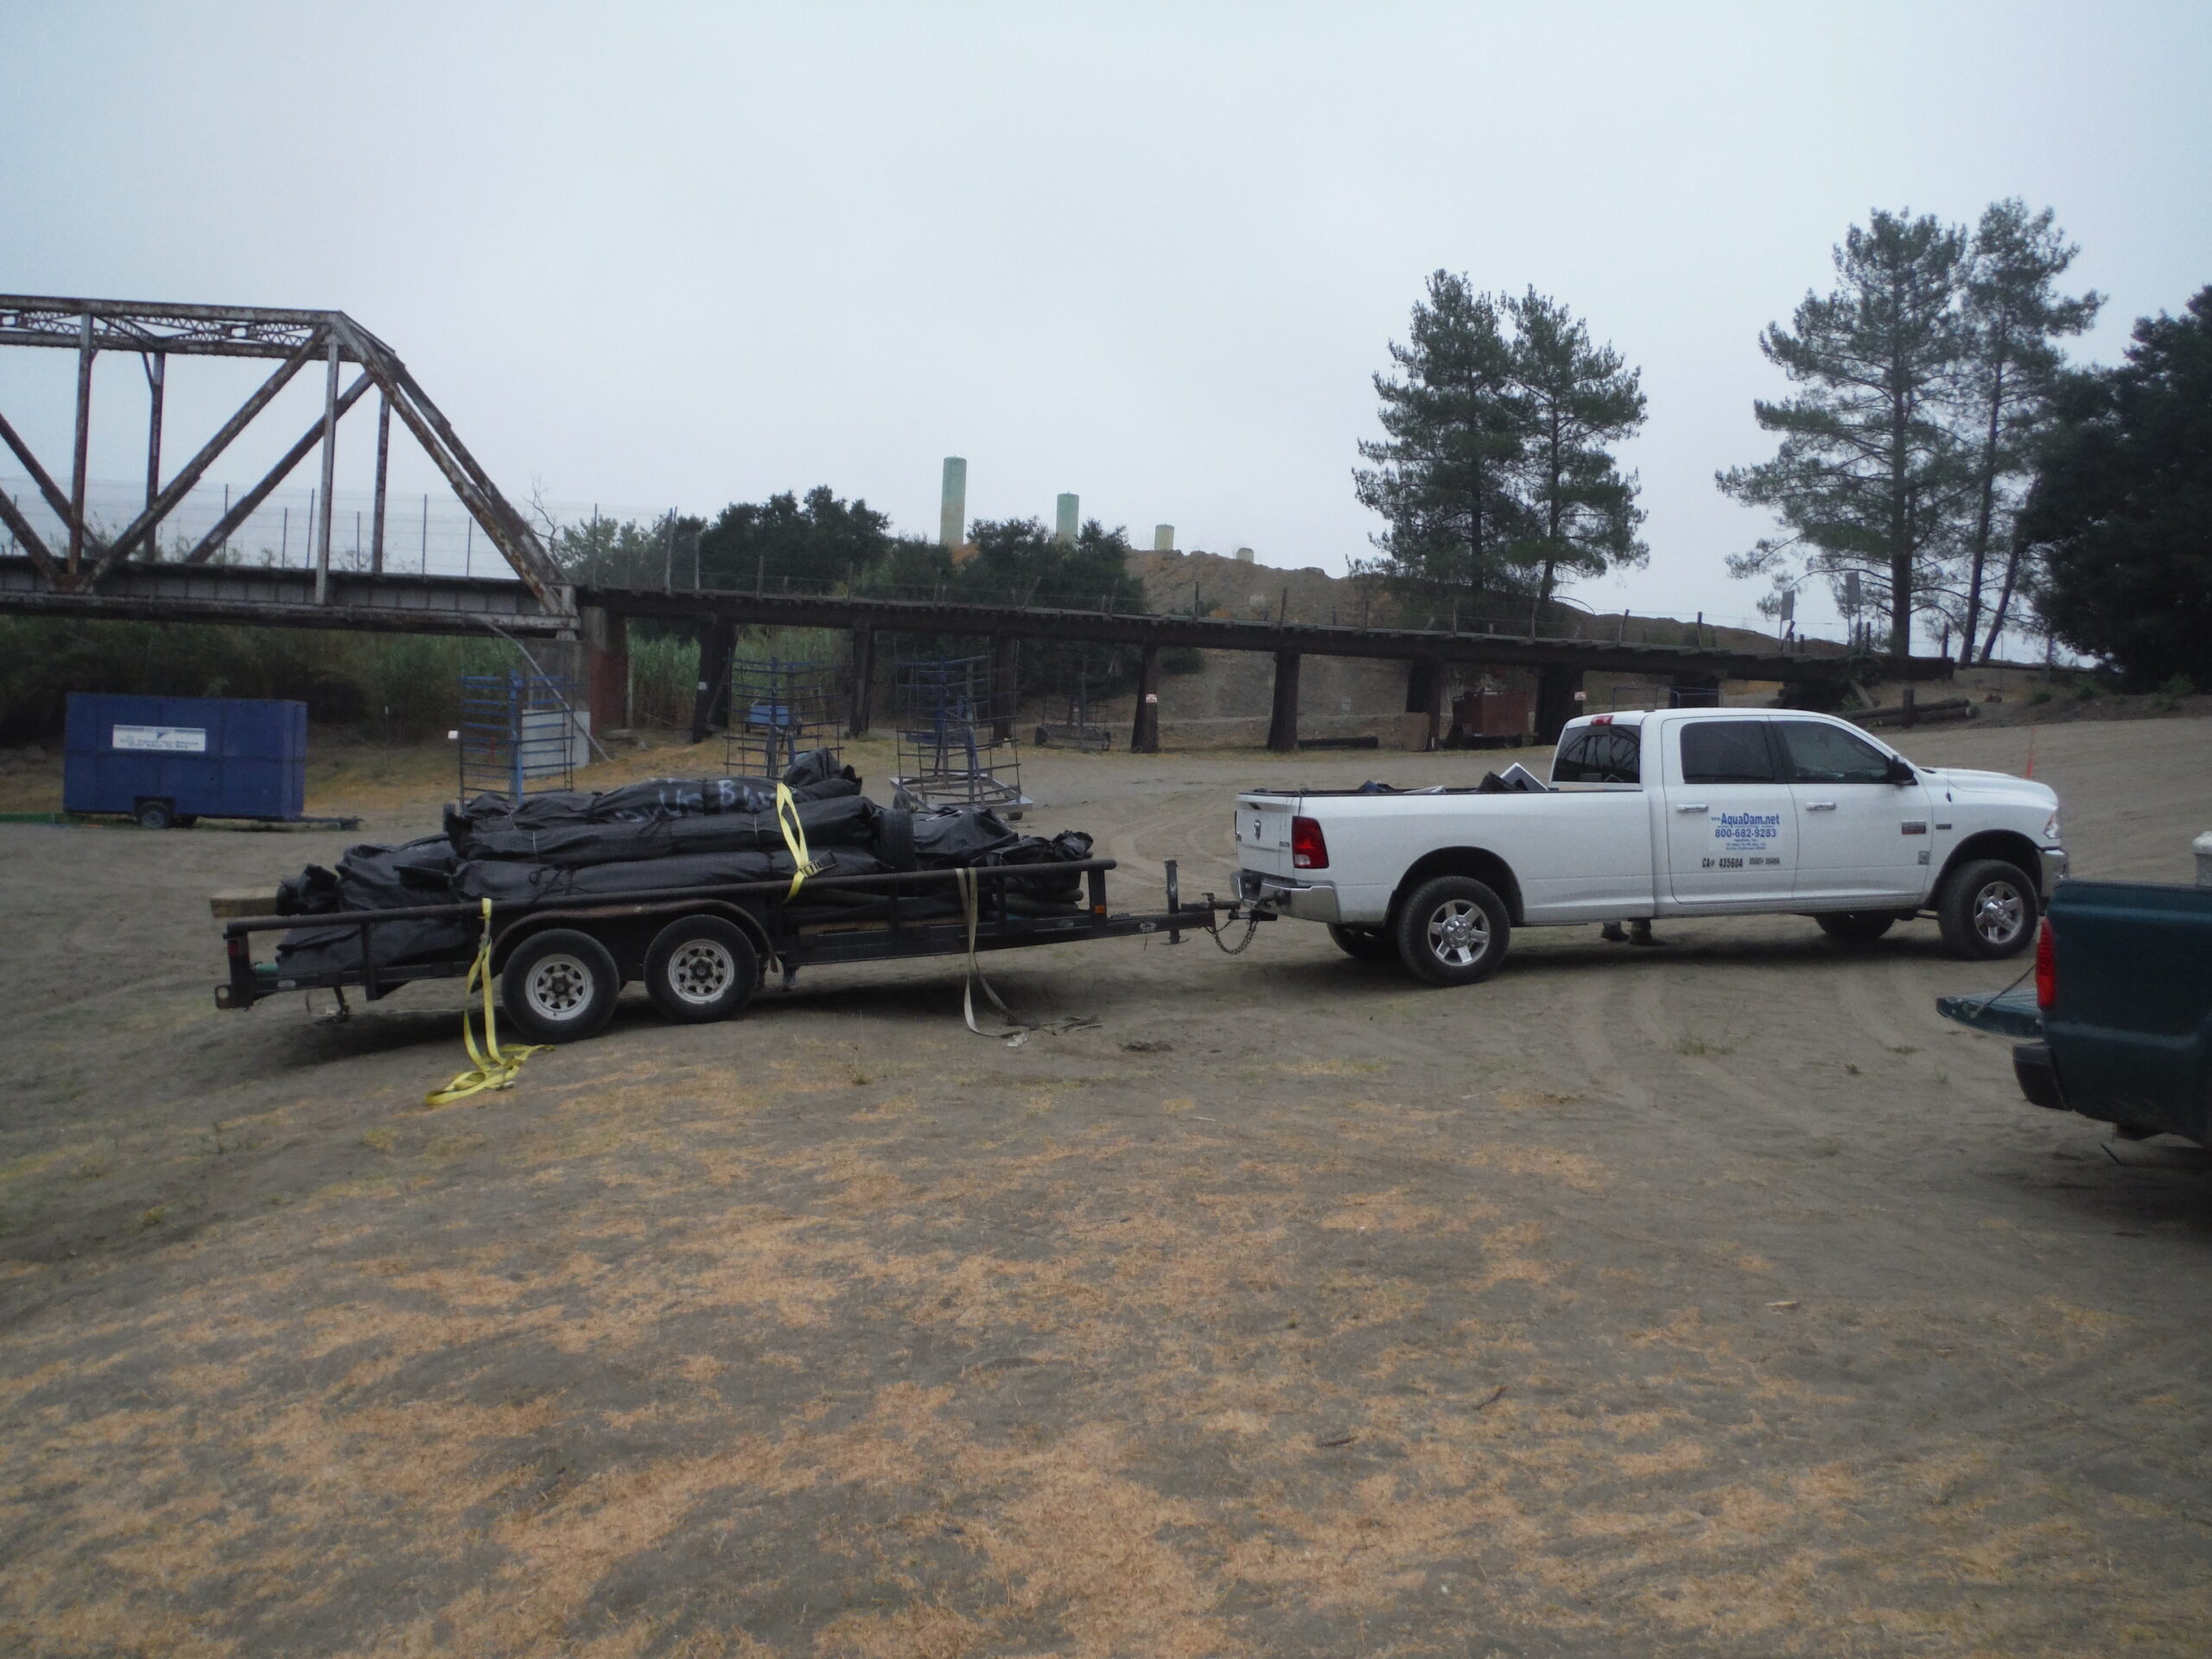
1936 859 2038 960
500 928 621 1043
642 915 759 1024
1816 912 1896 946
1327 924 1395 963
134 799 175 830
1394 875 1511 987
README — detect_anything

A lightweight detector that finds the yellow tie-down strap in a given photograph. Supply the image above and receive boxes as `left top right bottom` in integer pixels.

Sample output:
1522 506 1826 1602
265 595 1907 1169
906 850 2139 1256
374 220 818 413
774 783 826 899
426 899 550 1107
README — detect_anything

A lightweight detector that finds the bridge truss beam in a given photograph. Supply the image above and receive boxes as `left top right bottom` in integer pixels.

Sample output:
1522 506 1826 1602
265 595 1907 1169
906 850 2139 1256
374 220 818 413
0 294 570 614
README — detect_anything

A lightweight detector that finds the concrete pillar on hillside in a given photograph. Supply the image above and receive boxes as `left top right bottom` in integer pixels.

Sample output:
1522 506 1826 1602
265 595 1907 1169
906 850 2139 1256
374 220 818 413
1131 644 1160 753
1055 494 1079 544
582 606 629 736
939 457 967 549
848 623 875 737
1153 524 1174 552
1267 650 1301 752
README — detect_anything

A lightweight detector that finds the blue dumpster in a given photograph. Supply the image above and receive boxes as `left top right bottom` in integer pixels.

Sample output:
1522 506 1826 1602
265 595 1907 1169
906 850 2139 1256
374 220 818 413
63 693 308 827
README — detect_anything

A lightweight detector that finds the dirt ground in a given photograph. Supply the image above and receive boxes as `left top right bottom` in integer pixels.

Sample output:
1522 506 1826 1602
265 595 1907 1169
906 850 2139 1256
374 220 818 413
3 717 2210 1657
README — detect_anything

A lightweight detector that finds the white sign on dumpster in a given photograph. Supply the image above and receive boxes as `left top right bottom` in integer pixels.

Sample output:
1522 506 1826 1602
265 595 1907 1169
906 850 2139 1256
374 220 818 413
111 725 207 753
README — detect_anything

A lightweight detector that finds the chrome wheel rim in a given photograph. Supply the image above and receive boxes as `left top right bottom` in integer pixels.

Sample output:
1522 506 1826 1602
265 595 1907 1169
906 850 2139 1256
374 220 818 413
1426 899 1490 968
525 954 593 1020
666 939 734 1006
1972 881 2024 947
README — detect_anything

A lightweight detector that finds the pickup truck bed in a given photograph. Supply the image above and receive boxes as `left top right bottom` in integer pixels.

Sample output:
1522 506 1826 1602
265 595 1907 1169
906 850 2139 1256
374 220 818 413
1947 878 2212 1144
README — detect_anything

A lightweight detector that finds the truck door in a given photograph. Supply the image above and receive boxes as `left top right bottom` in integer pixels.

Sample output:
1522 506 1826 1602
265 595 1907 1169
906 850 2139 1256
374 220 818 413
1773 719 1930 906
1664 719 1798 906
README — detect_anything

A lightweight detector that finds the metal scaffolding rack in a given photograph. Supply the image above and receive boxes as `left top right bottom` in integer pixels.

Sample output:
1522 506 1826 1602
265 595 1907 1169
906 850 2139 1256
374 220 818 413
458 671 580 801
720 656 841 780
890 652 1027 819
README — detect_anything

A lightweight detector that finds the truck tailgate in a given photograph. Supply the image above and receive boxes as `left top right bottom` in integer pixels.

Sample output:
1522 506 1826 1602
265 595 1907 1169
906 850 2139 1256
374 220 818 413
1236 795 1299 877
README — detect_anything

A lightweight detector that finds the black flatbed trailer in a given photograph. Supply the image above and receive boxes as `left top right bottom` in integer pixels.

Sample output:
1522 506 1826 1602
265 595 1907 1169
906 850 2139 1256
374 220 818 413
215 857 1262 1042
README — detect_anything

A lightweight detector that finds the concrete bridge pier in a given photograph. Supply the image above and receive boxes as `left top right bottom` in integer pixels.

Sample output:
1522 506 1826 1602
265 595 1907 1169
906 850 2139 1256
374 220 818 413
691 615 736 744
1535 664 1585 744
1130 644 1160 753
1267 650 1301 752
582 606 628 737
847 623 875 737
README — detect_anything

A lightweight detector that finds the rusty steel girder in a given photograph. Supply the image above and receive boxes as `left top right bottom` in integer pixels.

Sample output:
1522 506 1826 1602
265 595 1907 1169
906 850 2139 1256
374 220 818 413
0 294 569 614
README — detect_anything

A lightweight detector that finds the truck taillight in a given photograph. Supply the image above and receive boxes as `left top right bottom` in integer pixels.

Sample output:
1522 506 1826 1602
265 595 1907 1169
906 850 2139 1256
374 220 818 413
2035 918 2056 1009
1291 816 1328 870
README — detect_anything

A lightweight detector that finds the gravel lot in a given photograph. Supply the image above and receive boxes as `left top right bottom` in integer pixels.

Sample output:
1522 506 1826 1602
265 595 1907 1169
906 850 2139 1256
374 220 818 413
3 715 2209 1657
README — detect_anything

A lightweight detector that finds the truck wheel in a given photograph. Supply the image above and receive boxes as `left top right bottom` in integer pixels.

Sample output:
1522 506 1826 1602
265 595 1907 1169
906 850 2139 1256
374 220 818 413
500 928 621 1043
643 915 759 1024
1936 859 2038 960
1395 875 1511 987
1816 912 1896 946
1327 924 1396 963
134 799 175 830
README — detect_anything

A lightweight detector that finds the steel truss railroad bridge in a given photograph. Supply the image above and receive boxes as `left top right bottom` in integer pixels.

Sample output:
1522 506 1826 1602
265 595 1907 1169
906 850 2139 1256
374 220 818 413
0 294 1939 753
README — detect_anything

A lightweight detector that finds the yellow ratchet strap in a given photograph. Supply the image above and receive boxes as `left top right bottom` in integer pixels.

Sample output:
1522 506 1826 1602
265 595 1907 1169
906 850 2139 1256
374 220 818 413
425 899 550 1107
774 783 825 899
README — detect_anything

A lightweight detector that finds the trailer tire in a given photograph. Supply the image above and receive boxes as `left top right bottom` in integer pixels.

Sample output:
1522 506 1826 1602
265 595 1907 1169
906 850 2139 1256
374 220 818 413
1395 875 1510 987
1936 858 2038 960
1327 924 1396 963
134 799 175 830
500 928 621 1043
1816 912 1896 946
874 807 918 871
643 915 759 1024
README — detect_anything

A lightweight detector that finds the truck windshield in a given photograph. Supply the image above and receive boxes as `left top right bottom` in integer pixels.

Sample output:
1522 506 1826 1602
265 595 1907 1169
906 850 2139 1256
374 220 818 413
1553 726 1641 785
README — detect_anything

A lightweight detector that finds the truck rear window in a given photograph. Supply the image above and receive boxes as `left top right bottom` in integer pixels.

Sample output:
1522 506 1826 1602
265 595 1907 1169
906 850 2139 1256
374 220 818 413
1679 721 1777 785
1553 726 1641 785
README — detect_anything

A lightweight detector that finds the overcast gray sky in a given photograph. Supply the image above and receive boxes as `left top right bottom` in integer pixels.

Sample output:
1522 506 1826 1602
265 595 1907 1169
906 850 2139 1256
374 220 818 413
5 1 2208 639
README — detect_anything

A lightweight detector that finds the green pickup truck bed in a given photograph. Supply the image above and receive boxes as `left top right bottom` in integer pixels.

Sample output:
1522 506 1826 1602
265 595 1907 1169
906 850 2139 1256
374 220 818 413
1942 878 2212 1142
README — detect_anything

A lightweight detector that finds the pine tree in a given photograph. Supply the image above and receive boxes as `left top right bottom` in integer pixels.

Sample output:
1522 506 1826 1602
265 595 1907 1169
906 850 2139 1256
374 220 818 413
1354 273 1531 603
1719 211 1969 655
1956 201 2101 661
2022 289 2212 688
1505 289 1649 620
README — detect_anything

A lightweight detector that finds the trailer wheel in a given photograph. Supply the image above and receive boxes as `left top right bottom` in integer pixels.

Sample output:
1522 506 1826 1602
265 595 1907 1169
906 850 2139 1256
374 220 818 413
500 928 620 1043
1936 859 2038 960
1327 924 1396 963
1815 912 1896 946
643 915 759 1024
1395 875 1511 987
134 799 175 830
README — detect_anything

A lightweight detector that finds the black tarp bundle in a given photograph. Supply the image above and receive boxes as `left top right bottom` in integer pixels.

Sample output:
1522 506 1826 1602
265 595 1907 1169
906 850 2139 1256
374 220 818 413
270 750 1097 982
275 835 478 976
452 792 883 867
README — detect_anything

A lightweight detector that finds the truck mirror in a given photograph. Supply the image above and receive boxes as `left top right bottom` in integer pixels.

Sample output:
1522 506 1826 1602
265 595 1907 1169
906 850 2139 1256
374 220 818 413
1886 756 1916 785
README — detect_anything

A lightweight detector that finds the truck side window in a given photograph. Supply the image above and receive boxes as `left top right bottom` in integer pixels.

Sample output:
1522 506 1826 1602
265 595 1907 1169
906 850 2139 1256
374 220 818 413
1552 728 1640 785
1775 721 1891 785
1679 721 1777 785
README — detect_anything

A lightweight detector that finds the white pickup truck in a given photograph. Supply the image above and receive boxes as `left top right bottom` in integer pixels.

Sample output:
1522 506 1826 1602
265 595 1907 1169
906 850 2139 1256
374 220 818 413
1234 707 2065 985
